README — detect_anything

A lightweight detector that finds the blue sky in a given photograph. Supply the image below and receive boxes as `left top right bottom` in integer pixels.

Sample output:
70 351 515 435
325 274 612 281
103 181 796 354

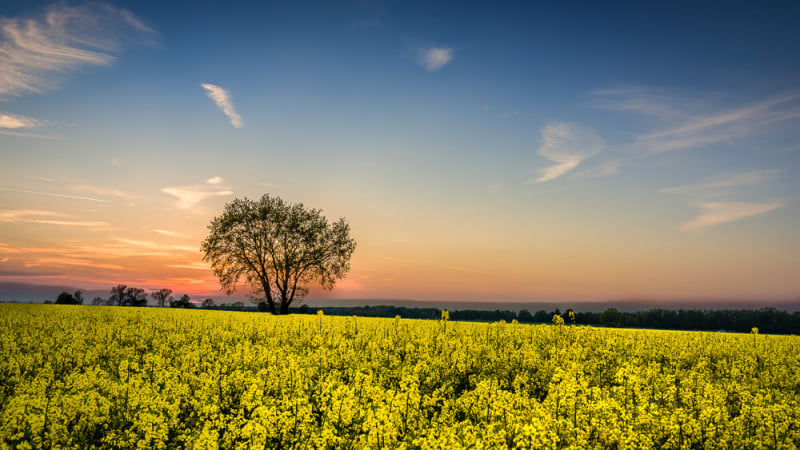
1 0 799 304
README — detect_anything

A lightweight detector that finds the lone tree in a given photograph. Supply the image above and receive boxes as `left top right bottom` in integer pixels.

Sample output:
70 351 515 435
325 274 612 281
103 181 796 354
201 194 356 314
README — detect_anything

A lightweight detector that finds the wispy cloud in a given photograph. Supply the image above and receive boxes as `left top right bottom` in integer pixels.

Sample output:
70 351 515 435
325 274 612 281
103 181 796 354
527 122 604 183
0 129 55 139
161 185 234 209
0 209 108 228
152 229 186 238
659 169 784 232
595 88 800 153
0 3 157 99
0 113 44 128
25 257 127 271
573 160 621 179
660 169 780 196
0 186 111 203
73 185 134 199
417 47 453 71
201 83 244 128
34 177 53 182
680 201 783 232
167 262 211 270
592 86 694 121
112 238 198 253
0 210 60 222
0 270 67 277
1 240 200 274
260 182 279 188
206 176 223 185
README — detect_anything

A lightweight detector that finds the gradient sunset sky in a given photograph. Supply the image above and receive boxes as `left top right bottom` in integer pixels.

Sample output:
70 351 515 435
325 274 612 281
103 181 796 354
1 1 799 305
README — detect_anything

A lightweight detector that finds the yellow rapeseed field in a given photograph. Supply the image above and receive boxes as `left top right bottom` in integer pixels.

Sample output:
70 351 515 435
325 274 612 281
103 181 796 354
1 304 798 449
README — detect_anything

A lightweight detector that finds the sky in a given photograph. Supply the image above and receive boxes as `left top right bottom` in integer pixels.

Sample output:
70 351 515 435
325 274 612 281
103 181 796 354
1 0 800 306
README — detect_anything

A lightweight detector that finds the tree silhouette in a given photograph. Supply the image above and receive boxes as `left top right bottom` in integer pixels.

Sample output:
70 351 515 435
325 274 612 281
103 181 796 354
109 284 127 306
55 292 76 304
171 294 193 308
202 298 216 308
122 287 147 307
151 288 173 307
201 194 356 314
230 301 244 311
109 285 147 306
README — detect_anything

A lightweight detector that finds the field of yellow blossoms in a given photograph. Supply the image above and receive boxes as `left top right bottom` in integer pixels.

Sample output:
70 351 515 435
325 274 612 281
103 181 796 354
1 304 799 449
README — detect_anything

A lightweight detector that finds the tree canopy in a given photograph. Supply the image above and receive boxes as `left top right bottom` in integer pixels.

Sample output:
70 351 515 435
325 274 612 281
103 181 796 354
201 194 356 314
55 291 81 305
151 288 173 308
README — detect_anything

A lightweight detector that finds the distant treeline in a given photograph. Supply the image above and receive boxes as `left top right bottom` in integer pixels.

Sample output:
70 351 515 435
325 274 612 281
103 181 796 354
39 285 800 334
288 305 800 335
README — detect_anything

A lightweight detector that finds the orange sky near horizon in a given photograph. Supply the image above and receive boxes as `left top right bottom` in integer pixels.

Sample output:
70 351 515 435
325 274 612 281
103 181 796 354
1 177 798 304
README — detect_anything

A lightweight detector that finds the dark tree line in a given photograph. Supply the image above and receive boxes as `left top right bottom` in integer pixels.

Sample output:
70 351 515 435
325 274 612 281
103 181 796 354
288 305 800 334
47 288 800 334
573 307 800 334
58 285 203 309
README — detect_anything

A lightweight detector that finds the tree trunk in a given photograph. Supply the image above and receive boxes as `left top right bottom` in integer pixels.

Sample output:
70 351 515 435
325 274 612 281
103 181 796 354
260 278 276 314
280 301 289 315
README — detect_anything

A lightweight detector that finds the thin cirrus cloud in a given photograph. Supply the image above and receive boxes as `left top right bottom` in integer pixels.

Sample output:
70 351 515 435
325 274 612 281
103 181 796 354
152 229 186 238
0 186 111 203
572 160 621 179
111 238 198 254
0 210 61 222
417 47 454 71
12 240 199 267
206 176 224 185
201 84 244 128
527 122 604 183
680 201 784 232
660 169 784 231
24 257 127 271
594 88 800 153
161 186 234 209
592 86 692 121
167 262 211 271
73 185 135 200
0 3 157 100
0 113 44 129
660 169 781 196
0 209 109 228
0 112 51 138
